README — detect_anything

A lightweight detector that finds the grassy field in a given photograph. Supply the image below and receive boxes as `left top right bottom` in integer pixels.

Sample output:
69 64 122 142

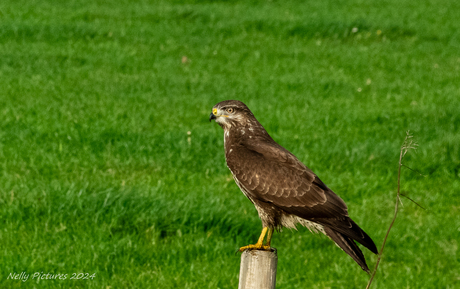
1 0 459 288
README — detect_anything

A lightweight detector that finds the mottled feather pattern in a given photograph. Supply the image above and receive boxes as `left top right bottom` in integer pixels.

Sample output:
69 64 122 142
212 100 377 272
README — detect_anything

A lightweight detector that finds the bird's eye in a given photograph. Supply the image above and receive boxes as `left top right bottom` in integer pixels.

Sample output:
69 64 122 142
226 108 234 113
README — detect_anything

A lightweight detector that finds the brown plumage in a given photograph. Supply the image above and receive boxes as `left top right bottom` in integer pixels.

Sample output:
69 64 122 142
209 100 378 273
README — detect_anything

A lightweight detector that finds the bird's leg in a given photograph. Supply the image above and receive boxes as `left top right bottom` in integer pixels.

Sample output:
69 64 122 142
264 227 274 247
238 227 272 252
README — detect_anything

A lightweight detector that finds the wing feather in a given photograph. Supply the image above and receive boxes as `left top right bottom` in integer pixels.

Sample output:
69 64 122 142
227 138 378 254
229 138 348 219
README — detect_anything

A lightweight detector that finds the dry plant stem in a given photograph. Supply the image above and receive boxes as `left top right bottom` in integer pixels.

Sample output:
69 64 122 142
366 131 414 289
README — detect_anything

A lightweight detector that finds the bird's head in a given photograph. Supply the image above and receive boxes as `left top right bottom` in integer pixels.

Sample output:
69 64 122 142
209 100 254 129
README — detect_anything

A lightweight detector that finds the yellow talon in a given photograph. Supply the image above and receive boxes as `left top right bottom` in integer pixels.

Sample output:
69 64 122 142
238 227 274 252
238 244 271 251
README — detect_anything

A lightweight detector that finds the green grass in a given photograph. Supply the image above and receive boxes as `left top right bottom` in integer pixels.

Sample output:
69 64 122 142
1 0 459 288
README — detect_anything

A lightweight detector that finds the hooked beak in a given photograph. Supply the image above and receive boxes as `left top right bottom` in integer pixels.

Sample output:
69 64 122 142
209 112 216 122
210 108 219 122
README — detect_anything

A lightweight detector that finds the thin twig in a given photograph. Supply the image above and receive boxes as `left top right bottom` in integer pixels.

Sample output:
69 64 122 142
365 131 418 289
401 164 426 177
400 193 426 210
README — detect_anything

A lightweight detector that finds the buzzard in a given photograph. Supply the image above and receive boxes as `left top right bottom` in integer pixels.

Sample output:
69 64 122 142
209 100 378 272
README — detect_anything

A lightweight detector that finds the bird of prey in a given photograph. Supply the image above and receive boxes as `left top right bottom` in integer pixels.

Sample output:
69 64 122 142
209 100 378 272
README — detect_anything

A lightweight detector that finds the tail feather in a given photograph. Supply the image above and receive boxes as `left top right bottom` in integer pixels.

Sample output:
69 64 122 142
317 217 378 254
323 226 371 273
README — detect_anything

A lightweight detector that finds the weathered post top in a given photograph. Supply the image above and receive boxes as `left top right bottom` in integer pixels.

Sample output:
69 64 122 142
238 249 278 289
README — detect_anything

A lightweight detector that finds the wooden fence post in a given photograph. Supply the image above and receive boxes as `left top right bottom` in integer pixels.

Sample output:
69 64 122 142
238 249 278 289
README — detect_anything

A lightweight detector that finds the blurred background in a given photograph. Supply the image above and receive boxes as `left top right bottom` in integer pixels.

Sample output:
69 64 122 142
1 0 459 288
